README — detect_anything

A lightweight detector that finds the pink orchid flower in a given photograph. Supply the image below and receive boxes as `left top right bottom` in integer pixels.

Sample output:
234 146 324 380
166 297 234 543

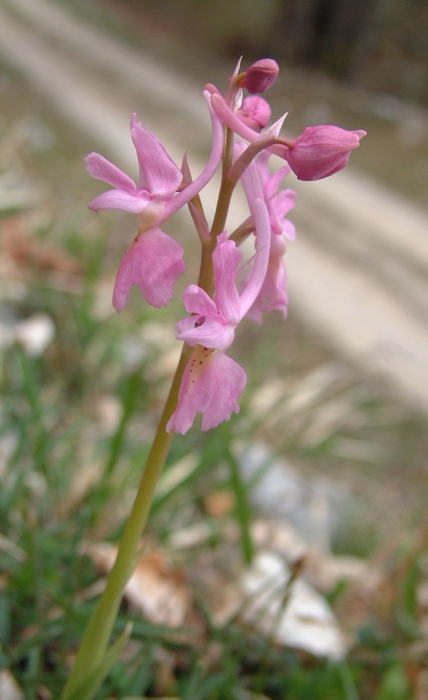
166 233 248 435
85 93 223 310
167 154 272 434
244 231 288 323
242 151 296 322
174 232 243 350
256 152 296 242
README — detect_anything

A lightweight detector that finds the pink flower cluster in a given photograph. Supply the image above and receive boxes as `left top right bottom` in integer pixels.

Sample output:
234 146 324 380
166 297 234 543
85 58 365 434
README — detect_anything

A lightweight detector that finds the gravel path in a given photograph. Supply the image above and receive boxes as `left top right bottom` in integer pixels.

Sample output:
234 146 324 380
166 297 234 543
1 0 427 416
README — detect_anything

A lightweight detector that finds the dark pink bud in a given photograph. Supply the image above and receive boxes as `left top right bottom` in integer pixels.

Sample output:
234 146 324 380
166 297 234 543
284 125 366 180
242 59 279 94
237 96 271 131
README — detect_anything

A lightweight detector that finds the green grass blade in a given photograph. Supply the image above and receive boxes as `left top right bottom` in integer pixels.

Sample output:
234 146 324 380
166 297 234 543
64 623 132 700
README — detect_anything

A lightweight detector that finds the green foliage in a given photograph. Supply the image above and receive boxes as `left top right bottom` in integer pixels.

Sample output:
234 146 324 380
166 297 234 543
375 664 410 700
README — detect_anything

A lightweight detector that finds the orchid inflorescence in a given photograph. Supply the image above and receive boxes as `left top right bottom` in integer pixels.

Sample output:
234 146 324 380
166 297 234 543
85 58 365 435
61 59 365 699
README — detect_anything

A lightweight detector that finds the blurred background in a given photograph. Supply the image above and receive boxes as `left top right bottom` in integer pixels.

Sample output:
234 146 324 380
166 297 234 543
113 0 428 104
1 0 428 698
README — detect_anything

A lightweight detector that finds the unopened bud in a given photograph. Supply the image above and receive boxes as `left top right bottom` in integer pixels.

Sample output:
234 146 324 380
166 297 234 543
284 125 366 180
237 96 271 131
242 59 279 94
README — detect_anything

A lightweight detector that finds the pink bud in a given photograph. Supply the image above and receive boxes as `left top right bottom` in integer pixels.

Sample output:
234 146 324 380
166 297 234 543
237 96 271 131
242 59 279 94
285 125 366 180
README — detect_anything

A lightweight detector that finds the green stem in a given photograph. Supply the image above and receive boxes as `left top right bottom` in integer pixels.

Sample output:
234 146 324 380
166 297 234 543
197 235 216 295
210 128 235 240
60 344 191 700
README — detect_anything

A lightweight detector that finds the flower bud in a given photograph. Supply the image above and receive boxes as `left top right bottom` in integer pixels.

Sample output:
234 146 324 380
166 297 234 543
242 58 279 94
284 125 366 180
237 95 271 131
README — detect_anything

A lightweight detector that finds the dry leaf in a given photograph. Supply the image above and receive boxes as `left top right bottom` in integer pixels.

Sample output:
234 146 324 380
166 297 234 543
240 552 347 660
126 550 190 626
84 543 191 627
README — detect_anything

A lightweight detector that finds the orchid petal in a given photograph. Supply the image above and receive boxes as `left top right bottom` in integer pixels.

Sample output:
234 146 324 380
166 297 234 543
130 117 183 198
265 164 292 199
166 347 247 434
243 300 263 324
176 316 235 350
253 152 296 243
182 285 225 320
212 232 242 325
211 92 260 142
262 252 288 312
272 212 296 241
85 152 137 193
242 243 288 323
283 219 296 241
88 189 151 213
254 150 271 187
238 159 272 319
274 188 297 215
112 226 185 311
270 189 297 240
